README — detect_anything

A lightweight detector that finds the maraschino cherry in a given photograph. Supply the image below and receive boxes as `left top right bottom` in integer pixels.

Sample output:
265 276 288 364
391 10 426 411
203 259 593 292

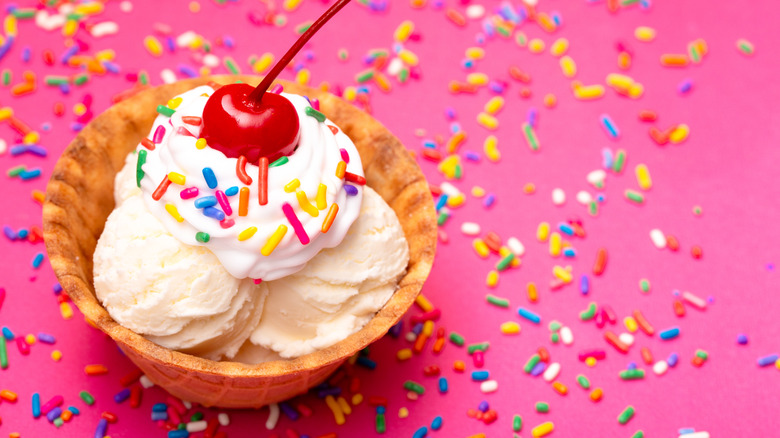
201 0 353 165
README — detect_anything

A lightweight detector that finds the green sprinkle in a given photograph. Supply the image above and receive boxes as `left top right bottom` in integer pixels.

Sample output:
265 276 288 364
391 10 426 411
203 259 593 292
621 0 640 5
269 156 289 167
0 337 8 369
304 106 326 123
467 342 489 355
79 390 95 405
295 22 312 34
398 67 409 83
2 69 11 86
65 13 84 20
454 164 463 179
403 380 425 394
376 413 386 433
12 8 36 18
737 39 754 55
617 405 635 425
548 320 562 332
156 105 175 117
54 417 64 428
355 69 375 84
550 332 560 343
139 71 149 85
45 76 70 86
619 369 646 380
512 415 523 432
535 402 550 413
625 189 645 204
693 205 702 216
224 57 240 75
177 423 187 430
136 150 147 187
516 32 528 47
449 332 465 346
576 374 591 389
496 26 511 38
588 200 598 216
696 349 709 360
523 354 540 374
689 45 701 63
639 279 651 293
437 211 450 226
486 294 510 308
495 252 515 271
579 302 597 321
190 412 203 421
73 74 89 86
613 149 626 173
196 232 210 243
338 49 349 61
631 431 645 438
368 49 389 58
7 165 26 177
522 123 539 151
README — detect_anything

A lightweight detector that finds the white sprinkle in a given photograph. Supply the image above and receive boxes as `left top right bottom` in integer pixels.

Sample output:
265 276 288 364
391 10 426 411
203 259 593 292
0 139 6 155
653 360 668 375
480 380 498 393
120 1 133 12
507 237 525 257
649 229 666 249
186 420 208 433
265 403 280 430
542 362 561 382
682 291 707 310
552 188 566 206
560 326 574 345
35 11 66 31
90 21 119 38
58 4 74 14
618 332 634 346
182 400 192 409
465 4 486 19
176 31 198 47
405 332 417 342
203 54 220 68
161 68 177 84
460 222 481 236
139 375 154 388
576 190 592 205
387 57 404 76
524 0 539 6
679 433 710 438
439 182 461 197
586 169 606 187
218 413 230 426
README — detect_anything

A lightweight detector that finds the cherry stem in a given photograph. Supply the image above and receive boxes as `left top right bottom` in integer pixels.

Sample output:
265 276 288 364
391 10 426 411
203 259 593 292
247 0 353 105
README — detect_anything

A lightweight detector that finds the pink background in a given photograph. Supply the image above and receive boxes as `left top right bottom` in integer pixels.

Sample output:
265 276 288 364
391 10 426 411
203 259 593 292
1 0 779 436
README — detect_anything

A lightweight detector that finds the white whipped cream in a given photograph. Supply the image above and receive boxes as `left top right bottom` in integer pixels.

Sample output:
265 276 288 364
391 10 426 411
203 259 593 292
137 86 363 281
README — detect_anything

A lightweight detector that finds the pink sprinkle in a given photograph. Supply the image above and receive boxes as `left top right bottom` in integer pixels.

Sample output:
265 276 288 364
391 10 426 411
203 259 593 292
282 202 309 245
216 190 233 216
473 350 485 368
153 125 166 143
40 395 64 415
270 84 284 94
220 218 235 229
166 396 186 415
340 148 350 164
253 278 263 284
310 97 320 111
180 187 199 199
176 126 195 137
17 337 30 356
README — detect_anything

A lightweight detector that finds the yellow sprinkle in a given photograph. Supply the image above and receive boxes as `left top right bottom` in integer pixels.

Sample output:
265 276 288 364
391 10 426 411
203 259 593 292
528 38 545 54
477 112 499 130
283 0 303 11
484 96 504 115
553 265 573 283
466 73 489 86
398 407 409 419
252 53 275 74
261 225 288 256
337 397 352 415
550 38 569 57
537 222 550 242
167 172 186 185
195 138 207 149
73 103 87 116
165 204 184 223
635 26 656 42
316 183 328 210
143 36 163 57
23 131 40 145
51 350 62 361
532 421 555 437
25 334 36 345
573 84 605 100
473 238 490 258
238 226 258 241
484 135 500 162
423 320 435 337
4 15 18 37
188 1 201 12
344 86 357 102
284 179 300 193
585 357 597 367
415 294 434 312
527 282 538 302
397 348 413 361
605 73 634 91
60 302 73 320
325 395 346 425
635 164 652 190
549 232 562 257
624 316 638 333
618 52 632 70
295 68 311 86
670 124 690 144
500 321 521 335
0 107 14 121
351 393 364 406
398 49 419 66
167 97 183 109
560 55 577 78
63 19 78 37
200 66 211 76
471 186 486 197
544 93 557 108
394 20 415 43
447 193 465 208
75 2 104 14
297 191 319 217
486 270 499 288
524 183 536 194
628 82 644 98
775 358 780 370
465 47 485 60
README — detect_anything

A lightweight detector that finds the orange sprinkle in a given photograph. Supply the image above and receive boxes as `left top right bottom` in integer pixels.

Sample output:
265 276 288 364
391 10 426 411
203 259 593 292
640 347 654 365
239 187 249 216
445 8 466 26
84 364 109 375
633 310 655 335
590 388 603 402
453 360 466 372
660 54 689 67
0 389 18 402
552 381 568 395
335 161 346 179
322 204 339 233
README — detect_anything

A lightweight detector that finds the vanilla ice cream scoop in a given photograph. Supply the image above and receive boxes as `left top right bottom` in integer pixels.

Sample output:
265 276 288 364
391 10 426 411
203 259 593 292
249 186 409 358
93 195 267 361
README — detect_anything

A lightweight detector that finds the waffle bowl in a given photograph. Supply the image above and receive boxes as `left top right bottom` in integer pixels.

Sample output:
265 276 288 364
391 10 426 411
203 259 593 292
42 75 437 408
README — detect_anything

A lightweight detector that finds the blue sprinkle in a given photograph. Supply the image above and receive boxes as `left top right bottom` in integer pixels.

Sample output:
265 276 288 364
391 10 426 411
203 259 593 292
627 362 637 370
667 353 679 367
757 354 779 367
596 193 606 203
659 326 680 340
435 194 449 211
640 0 651 8
279 402 299 421
356 85 370 94
438 377 448 393
580 275 590 295
41 123 52 132
412 426 428 438
422 140 436 148
32 252 44 269
94 418 108 438
53 283 62 294
484 193 496 208
225 186 239 196
67 406 80 415
194 196 217 209
344 184 358 196
737 334 748 345
376 406 386 414
151 411 168 421
551 12 562 26
19 168 42 180
600 114 620 139
167 429 189 438
602 148 614 169
389 321 403 338
558 222 574 235
517 307 541 324
10 145 28 155
471 370 490 381
165 36 176 53
202 167 218 189
21 46 31 62
356 356 377 370
17 229 28 239
2 327 14 340
202 207 225 221
444 107 456 120
47 406 62 422
431 416 443 430
464 151 480 162
450 122 461 134
461 58 474 69
32 393 41 418
114 388 131 403
530 361 546 376
152 403 168 412
477 400 489 412
679 428 696 435
563 247 577 258
412 322 423 335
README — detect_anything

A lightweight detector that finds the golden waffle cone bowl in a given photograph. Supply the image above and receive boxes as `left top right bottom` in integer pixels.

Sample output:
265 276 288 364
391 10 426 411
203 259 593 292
43 76 437 408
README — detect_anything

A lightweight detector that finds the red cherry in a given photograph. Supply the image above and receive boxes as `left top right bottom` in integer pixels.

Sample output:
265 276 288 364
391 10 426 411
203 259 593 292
201 83 300 165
